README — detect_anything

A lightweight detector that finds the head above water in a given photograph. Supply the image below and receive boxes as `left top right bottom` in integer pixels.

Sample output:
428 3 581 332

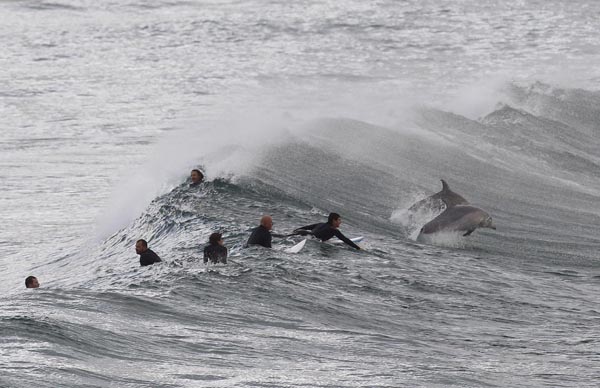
135 239 148 254
190 169 204 184
209 232 223 245
327 212 342 228
260 215 273 230
25 276 39 289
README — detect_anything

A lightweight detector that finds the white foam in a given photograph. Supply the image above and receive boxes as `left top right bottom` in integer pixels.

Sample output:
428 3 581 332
416 231 468 249
441 74 514 120
390 191 444 240
93 108 296 239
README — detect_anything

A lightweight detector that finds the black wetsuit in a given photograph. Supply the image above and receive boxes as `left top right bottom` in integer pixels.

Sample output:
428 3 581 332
139 248 162 266
246 225 273 248
246 225 289 248
203 244 228 264
294 223 360 250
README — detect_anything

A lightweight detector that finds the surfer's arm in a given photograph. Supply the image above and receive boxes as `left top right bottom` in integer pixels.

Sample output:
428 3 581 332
291 223 320 236
334 230 361 250
294 223 319 232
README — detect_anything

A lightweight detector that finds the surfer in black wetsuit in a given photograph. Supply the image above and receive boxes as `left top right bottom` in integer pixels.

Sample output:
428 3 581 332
203 232 227 264
293 212 361 250
245 215 287 248
135 239 162 266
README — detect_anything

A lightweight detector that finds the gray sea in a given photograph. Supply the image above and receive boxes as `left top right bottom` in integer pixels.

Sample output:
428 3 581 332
1 0 599 387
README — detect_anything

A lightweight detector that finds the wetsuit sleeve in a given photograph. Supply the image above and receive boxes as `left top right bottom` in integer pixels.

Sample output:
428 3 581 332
292 223 320 236
270 232 287 238
295 223 320 231
334 230 361 249
203 246 209 264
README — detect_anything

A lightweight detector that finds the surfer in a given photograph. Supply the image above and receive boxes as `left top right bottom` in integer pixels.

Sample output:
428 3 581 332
245 215 287 248
135 239 162 266
203 232 227 264
190 169 204 186
293 213 361 250
25 276 39 289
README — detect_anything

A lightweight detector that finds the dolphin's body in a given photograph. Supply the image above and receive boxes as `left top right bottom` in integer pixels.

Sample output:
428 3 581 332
418 205 496 237
408 179 468 214
414 180 496 240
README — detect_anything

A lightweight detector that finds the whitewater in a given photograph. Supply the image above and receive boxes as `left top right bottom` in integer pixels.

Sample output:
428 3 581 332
1 0 599 387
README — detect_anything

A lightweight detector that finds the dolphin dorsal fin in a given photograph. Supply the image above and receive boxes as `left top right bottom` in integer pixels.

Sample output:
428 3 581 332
441 179 450 192
439 179 468 208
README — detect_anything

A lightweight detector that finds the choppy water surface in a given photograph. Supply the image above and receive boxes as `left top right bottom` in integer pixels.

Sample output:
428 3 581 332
1 1 600 387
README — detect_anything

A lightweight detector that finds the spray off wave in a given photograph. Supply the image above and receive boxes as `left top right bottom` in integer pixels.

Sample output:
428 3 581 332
88 81 600 279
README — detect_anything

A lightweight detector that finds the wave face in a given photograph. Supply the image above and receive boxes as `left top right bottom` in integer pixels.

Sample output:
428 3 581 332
5 86 600 387
2 0 600 387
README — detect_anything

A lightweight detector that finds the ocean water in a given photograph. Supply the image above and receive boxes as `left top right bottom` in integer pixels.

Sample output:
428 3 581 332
1 0 600 387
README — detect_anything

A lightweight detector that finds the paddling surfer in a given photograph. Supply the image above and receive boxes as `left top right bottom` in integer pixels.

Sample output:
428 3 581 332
135 239 162 266
245 215 287 248
293 213 361 250
203 232 227 264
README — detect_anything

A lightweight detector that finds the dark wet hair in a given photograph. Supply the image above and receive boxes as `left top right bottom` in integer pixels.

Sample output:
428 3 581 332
25 276 37 288
136 239 148 248
209 233 222 245
327 212 341 224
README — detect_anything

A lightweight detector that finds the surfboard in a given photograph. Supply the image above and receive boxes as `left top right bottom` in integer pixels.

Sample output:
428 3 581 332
330 236 364 244
284 237 362 253
285 239 306 253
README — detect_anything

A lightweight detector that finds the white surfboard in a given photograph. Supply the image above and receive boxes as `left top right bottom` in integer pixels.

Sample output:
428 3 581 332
330 236 364 244
285 239 307 253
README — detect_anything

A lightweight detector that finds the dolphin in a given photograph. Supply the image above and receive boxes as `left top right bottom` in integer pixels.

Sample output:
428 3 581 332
408 179 468 214
413 180 496 240
418 204 496 238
